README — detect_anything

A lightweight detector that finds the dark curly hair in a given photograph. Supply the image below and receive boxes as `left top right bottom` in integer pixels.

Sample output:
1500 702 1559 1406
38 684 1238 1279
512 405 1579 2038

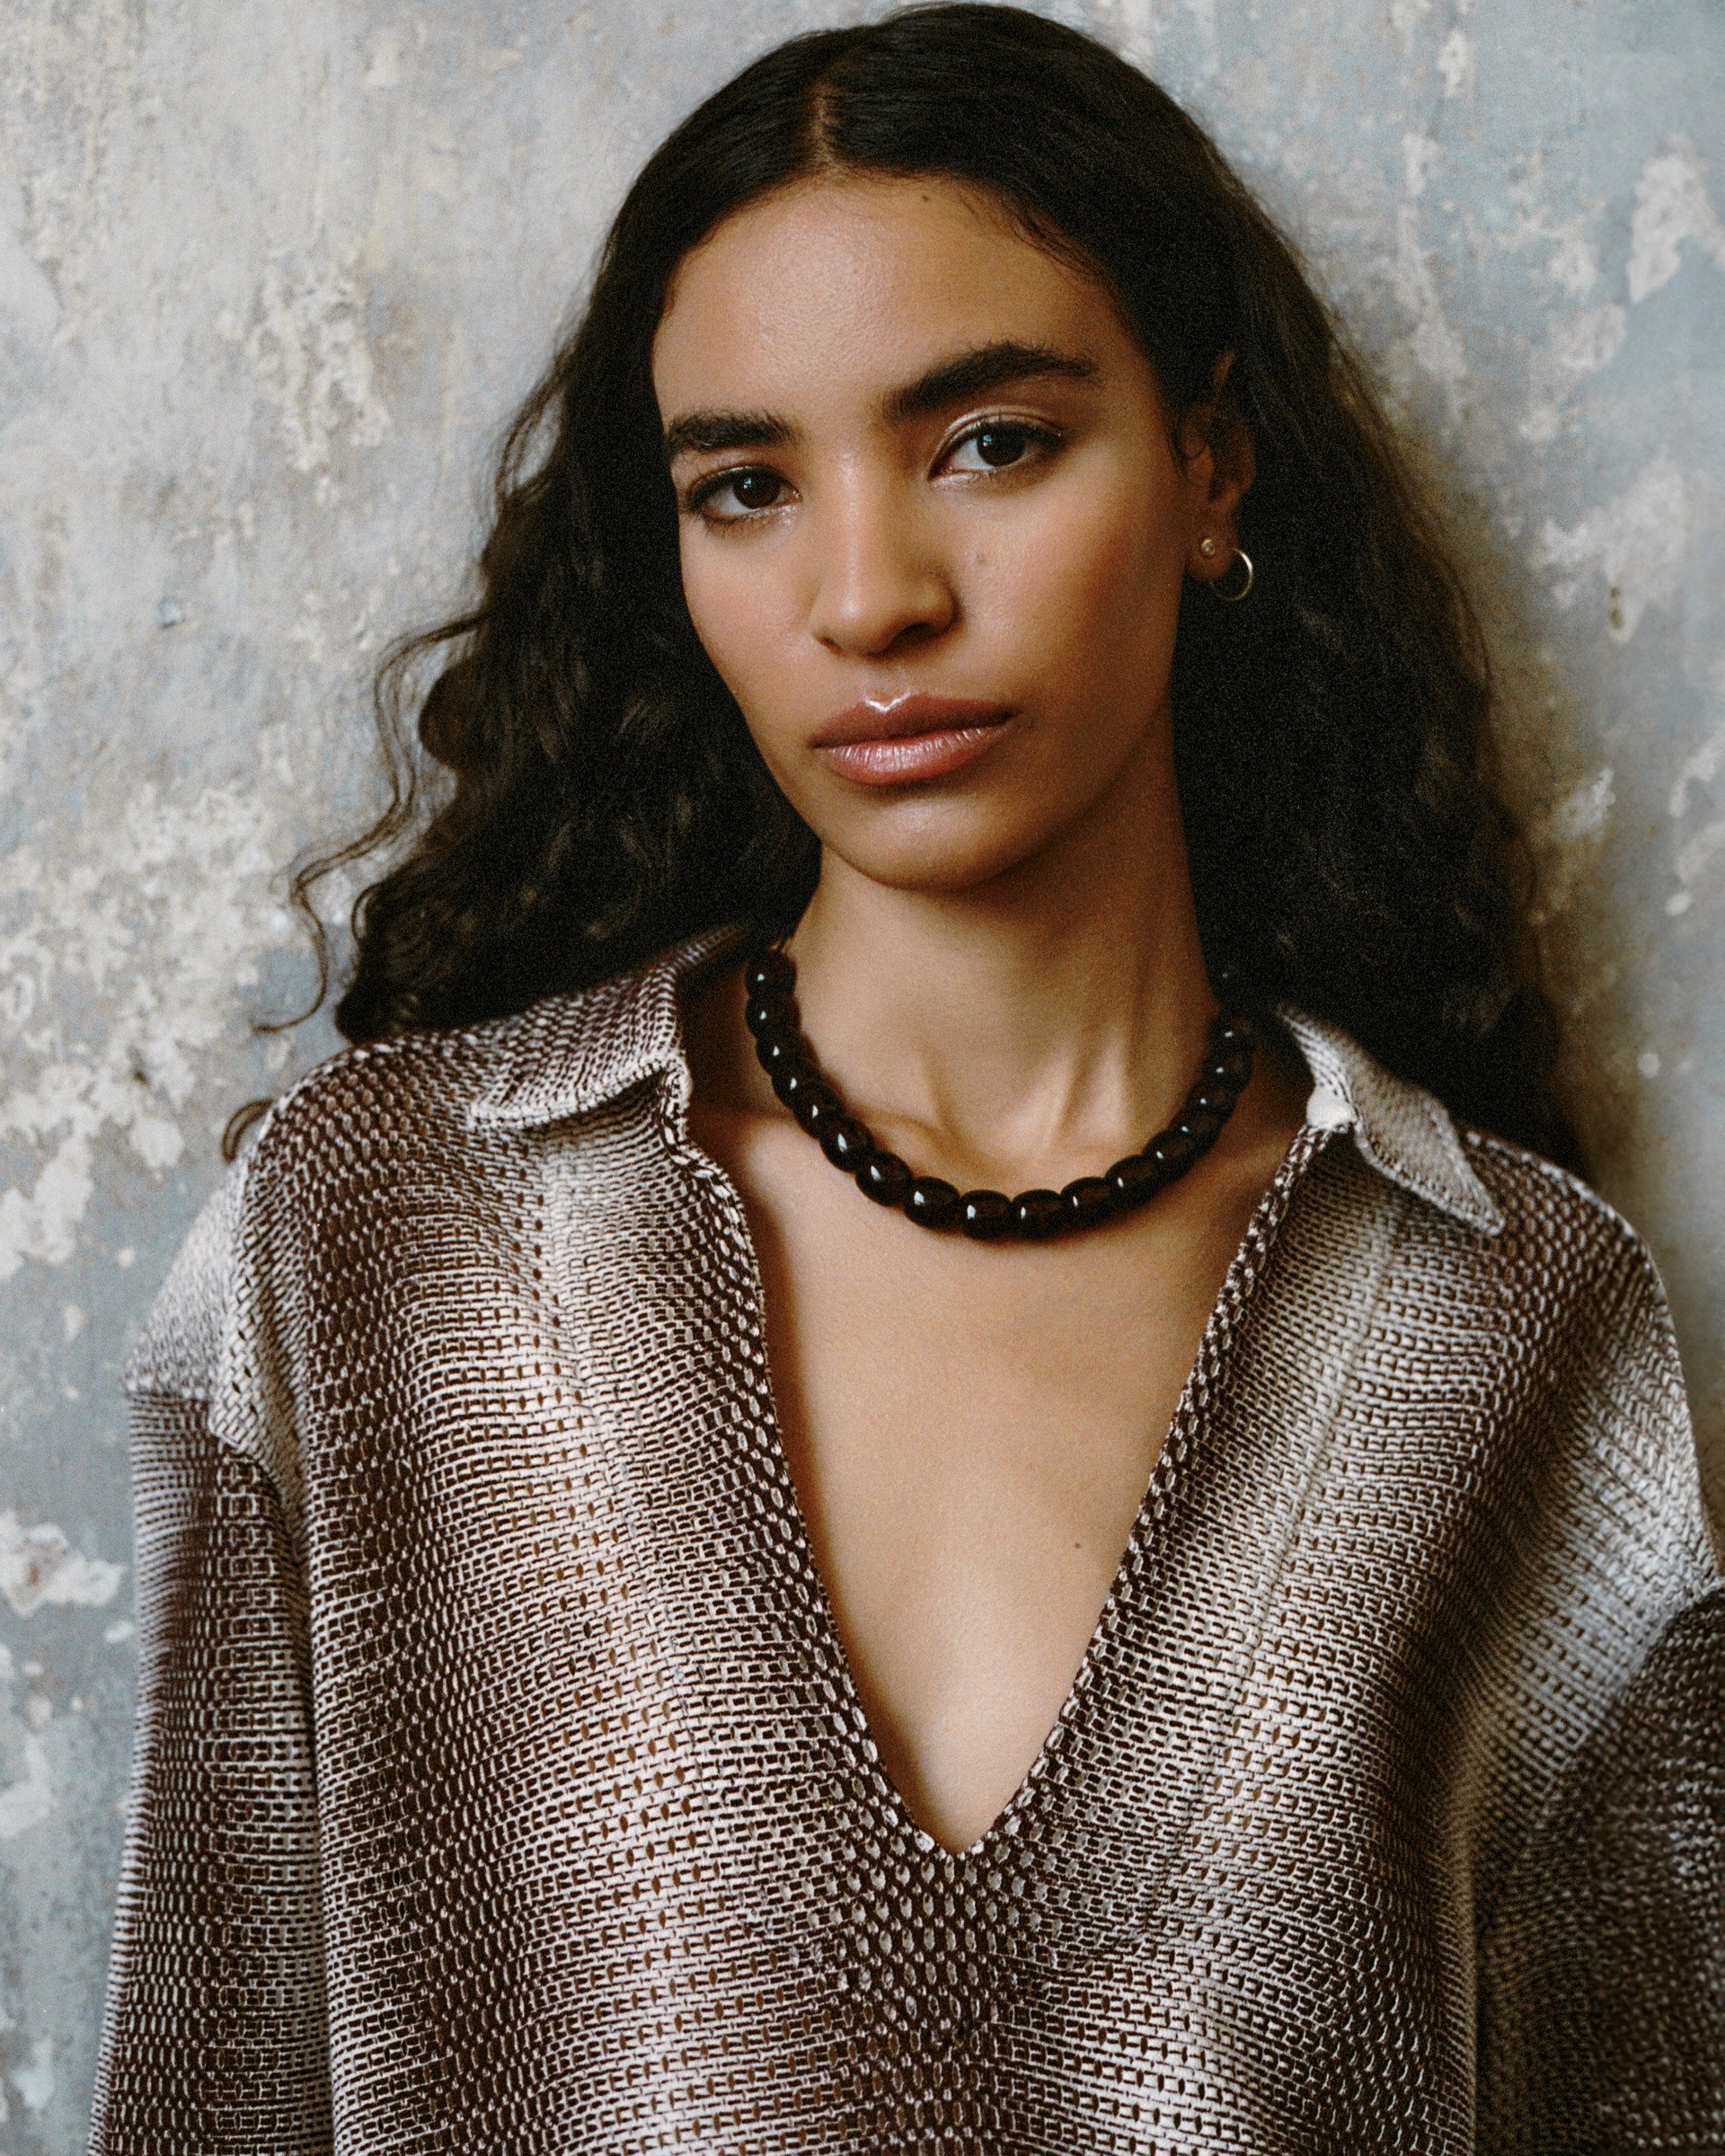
271 2 1575 1167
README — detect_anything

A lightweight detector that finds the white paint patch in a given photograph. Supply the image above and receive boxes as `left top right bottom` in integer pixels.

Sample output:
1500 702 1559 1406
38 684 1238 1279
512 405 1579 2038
1528 769 1614 923
0 1136 93 1278
102 1618 135 1645
1393 203 1467 391
1389 0 1434 44
1111 0 1162 66
0 178 61 349
0 1510 124 1618
1670 723 1725 818
10 2036 56 2113
1436 26 1474 97
0 1736 53 1841
1550 305 1626 376
1639 1050 1662 1080
1675 818 1725 893
1402 130 1440 200
1628 139 1725 304
0 783 296 1277
245 254 392 475
363 33 402 89
1550 767 1616 844
60 1301 85 1343
1545 227 1599 296
1534 457 1689 641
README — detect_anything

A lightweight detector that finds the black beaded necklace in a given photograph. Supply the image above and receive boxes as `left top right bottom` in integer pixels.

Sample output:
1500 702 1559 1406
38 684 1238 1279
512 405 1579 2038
742 941 1257 1242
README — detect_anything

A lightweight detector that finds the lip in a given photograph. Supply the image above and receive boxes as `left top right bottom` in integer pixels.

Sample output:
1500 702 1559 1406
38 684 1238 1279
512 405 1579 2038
810 692 1014 786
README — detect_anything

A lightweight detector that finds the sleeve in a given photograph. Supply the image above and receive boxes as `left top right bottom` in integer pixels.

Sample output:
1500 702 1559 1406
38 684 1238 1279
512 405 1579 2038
87 1169 332 2156
1474 1586 1725 2154
1474 1199 1725 2156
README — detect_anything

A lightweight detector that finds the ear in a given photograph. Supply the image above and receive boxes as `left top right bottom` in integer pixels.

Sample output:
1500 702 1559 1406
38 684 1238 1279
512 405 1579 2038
1182 350 1256 583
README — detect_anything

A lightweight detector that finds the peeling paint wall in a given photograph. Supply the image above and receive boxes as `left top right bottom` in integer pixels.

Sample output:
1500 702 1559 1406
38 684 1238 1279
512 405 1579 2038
2 0 1721 2143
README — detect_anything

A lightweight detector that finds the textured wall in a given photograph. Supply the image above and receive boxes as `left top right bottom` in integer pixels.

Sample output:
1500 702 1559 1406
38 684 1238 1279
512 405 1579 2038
2 0 1721 2143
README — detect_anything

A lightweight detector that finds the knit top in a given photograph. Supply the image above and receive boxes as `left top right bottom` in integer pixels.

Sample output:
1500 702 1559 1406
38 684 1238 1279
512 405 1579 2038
89 921 1724 2156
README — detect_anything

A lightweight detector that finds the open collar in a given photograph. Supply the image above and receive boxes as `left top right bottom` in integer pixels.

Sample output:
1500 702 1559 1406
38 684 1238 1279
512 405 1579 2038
468 922 1504 1236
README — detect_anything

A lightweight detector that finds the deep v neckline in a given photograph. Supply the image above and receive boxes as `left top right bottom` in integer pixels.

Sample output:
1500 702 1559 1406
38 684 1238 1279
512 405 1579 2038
670 1106 1331 1865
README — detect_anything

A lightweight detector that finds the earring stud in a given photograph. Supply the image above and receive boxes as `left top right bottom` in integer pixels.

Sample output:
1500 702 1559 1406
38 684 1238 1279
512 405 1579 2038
1199 536 1218 558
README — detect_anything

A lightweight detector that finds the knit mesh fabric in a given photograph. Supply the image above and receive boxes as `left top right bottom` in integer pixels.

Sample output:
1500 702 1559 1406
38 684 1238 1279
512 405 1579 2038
89 924 1724 2155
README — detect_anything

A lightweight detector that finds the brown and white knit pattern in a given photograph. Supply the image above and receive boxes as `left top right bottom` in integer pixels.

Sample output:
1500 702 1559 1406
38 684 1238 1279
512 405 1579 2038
89 923 1724 2155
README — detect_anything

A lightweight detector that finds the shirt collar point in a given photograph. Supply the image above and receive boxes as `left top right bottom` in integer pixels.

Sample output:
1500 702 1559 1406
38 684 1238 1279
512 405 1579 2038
1277 1003 1506 1237
464 921 749 1133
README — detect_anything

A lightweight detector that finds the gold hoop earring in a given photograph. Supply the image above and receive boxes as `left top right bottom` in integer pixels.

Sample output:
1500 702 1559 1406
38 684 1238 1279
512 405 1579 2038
1213 546 1253 602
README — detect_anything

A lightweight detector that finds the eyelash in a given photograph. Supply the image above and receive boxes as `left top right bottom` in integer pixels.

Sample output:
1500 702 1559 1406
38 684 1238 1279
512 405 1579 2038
682 415 1066 529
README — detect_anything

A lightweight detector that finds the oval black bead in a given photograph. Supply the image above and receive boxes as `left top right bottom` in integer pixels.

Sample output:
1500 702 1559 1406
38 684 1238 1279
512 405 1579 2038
959 1189 1013 1241
792 1084 843 1135
1106 1152 1168 1205
744 992 795 1040
1208 1046 1252 1087
1060 1175 1117 1226
770 1062 812 1110
1191 1083 1235 1118
1012 1188 1066 1240
744 950 794 999
1216 1017 1257 1054
1178 1107 1224 1146
906 1177 961 1229
857 1152 913 1206
754 1032 800 1082
819 1116 872 1169
1149 1129 1198 1174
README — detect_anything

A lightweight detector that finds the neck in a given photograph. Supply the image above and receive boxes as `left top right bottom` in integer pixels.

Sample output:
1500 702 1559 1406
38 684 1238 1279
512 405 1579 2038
778 738 1218 1193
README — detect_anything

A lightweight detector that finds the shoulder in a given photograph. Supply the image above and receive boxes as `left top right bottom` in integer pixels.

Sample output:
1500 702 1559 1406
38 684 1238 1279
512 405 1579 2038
240 922 740 1191
1455 1125 1684 1359
118 1001 583 1402
119 925 739 1402
1282 1007 1719 1595
1446 1127 1721 1595
1287 996 1676 1325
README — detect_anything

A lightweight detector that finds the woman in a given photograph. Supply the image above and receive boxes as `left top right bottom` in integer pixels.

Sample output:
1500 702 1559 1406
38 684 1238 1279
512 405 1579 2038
90 7 1722 2152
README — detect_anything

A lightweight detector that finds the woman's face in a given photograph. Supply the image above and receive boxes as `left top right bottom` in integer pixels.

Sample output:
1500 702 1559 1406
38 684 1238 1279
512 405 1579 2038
650 172 1244 894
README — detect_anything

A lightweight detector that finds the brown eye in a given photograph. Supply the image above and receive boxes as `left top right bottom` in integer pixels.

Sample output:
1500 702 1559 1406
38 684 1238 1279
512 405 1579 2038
732 470 782 508
944 420 1059 478
973 424 1031 467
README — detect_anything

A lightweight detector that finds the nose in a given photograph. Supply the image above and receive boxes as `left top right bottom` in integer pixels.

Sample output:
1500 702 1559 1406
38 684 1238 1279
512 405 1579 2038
805 472 958 658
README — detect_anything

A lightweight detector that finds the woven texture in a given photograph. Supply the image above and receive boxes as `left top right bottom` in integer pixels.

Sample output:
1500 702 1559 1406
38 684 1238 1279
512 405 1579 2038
90 923 1724 2155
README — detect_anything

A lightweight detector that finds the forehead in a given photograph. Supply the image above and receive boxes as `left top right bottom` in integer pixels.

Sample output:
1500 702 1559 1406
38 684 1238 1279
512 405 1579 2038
650 172 1127 411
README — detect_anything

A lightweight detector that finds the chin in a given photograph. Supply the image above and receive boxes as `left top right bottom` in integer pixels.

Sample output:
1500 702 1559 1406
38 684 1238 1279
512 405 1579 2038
817 803 1071 896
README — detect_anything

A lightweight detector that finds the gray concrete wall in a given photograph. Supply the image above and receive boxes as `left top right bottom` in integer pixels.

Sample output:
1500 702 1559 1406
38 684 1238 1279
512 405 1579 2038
2 0 1721 2143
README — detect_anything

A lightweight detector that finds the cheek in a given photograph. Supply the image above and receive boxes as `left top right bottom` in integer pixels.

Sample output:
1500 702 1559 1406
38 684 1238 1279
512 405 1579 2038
677 543 753 687
678 534 786 685
995 469 1187 679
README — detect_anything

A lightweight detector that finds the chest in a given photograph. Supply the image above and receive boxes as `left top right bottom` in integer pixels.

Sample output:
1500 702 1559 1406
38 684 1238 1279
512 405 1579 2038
686 1102 1279 1851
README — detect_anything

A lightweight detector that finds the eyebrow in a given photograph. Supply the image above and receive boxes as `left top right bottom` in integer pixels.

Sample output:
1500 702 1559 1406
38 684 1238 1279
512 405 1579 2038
881 339 1099 425
660 340 1099 465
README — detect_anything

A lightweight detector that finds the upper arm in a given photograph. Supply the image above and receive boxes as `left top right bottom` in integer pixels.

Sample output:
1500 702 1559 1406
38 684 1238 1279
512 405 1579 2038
91 1160 332 2155
1475 1586 1725 2155
1467 1145 1725 2152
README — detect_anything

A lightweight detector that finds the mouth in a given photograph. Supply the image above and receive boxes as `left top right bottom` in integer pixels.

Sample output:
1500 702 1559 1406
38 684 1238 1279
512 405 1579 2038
810 693 1014 787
